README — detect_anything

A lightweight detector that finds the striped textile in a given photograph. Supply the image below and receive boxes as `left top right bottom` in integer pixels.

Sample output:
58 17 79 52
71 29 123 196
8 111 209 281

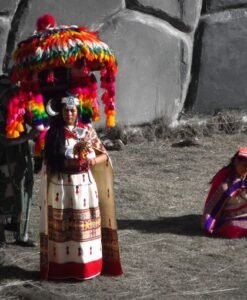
202 168 247 238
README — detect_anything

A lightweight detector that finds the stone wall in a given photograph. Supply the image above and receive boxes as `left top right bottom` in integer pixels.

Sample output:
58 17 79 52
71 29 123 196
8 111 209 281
0 0 246 126
191 1 247 113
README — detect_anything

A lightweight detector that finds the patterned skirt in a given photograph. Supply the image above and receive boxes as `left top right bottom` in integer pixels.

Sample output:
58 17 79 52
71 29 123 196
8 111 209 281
40 170 102 280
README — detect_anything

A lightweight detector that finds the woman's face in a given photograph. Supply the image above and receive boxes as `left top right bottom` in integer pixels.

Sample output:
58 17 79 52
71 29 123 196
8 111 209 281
62 105 78 126
234 157 247 178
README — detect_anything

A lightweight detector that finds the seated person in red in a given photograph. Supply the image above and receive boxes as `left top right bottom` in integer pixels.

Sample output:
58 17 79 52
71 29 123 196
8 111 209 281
202 147 247 238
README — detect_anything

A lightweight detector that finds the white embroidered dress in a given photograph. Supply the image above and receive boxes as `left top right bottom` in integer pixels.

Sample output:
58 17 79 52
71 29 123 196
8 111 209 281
40 124 102 280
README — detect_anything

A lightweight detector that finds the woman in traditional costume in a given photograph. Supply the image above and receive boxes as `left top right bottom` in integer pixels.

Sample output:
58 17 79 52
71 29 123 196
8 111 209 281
202 147 247 238
5 14 122 279
40 94 122 280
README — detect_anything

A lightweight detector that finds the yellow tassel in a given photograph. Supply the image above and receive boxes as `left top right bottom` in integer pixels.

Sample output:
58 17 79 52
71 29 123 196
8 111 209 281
17 123 24 132
13 130 20 138
92 115 100 122
107 115 115 127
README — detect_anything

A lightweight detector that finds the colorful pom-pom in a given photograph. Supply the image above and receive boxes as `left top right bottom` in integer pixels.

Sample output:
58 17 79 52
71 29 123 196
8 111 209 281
9 14 118 130
36 14 56 31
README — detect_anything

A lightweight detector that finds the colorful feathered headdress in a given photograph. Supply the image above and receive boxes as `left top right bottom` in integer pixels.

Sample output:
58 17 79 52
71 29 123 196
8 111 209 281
6 14 117 141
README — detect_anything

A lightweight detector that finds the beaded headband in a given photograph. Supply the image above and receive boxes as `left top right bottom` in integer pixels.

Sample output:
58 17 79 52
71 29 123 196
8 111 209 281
61 95 80 108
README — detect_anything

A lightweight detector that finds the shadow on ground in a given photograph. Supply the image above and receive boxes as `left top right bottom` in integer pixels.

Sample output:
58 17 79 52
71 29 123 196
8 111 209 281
0 265 39 281
118 214 203 236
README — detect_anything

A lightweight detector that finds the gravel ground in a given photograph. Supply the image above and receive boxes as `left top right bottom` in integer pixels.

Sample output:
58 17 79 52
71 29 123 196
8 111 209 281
1 133 247 300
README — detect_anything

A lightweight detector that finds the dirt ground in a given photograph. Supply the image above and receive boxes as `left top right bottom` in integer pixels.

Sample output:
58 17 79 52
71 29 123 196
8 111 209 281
1 132 247 299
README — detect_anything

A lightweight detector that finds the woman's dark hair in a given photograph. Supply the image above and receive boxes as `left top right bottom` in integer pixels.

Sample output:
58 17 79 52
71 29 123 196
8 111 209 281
44 114 65 173
209 151 247 183
226 151 247 168
44 103 81 173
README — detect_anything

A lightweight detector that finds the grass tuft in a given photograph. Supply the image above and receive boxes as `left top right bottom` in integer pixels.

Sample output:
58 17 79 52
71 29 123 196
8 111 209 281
98 109 247 145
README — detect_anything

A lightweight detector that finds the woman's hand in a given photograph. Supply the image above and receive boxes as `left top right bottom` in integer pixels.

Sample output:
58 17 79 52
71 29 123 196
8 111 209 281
88 154 108 167
87 158 96 167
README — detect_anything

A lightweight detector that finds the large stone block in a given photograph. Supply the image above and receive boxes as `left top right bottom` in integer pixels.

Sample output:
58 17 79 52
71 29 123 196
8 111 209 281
0 0 20 16
15 0 125 42
100 10 192 125
203 0 247 13
194 9 247 113
0 17 11 74
0 0 23 73
127 0 202 32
